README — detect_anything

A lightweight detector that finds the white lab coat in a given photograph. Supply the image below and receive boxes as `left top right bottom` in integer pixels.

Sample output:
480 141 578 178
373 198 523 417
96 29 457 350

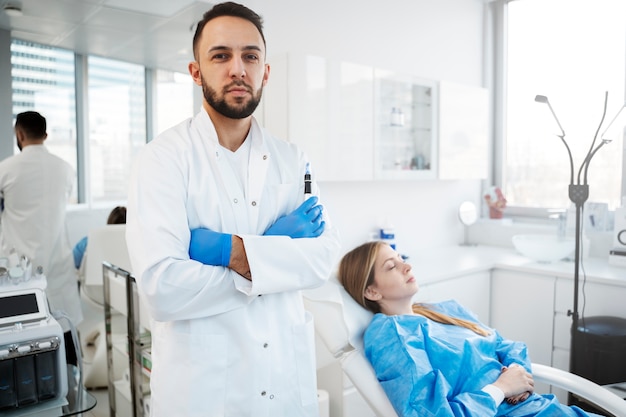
126 109 341 417
0 145 82 325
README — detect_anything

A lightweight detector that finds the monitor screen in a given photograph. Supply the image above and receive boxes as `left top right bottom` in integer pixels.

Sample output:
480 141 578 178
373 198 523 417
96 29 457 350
0 293 39 319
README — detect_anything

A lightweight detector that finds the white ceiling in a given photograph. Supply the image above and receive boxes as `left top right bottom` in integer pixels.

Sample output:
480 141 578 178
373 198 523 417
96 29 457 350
0 0 216 73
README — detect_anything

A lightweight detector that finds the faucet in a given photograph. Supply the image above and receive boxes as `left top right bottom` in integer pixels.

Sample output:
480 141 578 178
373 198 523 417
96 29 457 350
549 210 568 237
548 211 568 237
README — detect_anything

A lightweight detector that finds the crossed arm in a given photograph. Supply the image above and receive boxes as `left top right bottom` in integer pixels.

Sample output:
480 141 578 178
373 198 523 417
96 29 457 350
188 196 325 280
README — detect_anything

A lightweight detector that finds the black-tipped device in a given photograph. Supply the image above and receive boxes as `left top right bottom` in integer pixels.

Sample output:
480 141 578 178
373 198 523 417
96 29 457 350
304 172 311 195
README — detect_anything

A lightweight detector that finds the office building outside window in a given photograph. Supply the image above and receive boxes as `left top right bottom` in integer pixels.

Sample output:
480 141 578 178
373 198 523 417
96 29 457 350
155 69 194 137
504 0 625 211
10 39 78 203
88 56 146 203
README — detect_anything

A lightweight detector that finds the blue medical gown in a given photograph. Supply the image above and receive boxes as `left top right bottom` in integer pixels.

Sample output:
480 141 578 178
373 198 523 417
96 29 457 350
364 300 597 417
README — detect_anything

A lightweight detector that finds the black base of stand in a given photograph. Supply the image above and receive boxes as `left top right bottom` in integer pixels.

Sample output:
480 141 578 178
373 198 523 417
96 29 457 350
568 316 626 411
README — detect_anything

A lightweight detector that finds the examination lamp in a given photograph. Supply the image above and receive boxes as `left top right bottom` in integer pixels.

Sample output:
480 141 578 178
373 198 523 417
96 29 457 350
535 92 625 384
534 95 572 184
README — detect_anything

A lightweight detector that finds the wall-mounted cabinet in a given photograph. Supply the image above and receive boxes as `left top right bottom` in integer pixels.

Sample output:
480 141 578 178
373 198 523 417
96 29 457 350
260 53 488 182
374 70 438 180
262 54 374 182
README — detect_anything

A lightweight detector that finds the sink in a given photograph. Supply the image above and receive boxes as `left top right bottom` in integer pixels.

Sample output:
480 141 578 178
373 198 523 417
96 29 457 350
512 234 575 263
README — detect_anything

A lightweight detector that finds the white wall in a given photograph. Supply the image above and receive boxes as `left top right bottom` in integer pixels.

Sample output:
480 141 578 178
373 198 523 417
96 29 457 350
321 180 482 256
257 0 486 256
255 0 485 86
67 0 487 257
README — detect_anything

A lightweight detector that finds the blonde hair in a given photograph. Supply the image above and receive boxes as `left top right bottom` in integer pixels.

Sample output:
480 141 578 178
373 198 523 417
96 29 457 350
338 241 489 337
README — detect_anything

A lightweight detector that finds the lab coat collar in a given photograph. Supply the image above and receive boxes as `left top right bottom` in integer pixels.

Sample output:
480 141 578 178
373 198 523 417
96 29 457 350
20 144 48 154
195 108 269 158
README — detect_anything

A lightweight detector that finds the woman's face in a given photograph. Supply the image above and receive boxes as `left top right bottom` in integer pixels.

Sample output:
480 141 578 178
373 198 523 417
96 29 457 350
364 244 418 308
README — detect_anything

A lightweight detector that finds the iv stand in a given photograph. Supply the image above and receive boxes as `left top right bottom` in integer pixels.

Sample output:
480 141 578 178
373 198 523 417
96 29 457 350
534 92 612 388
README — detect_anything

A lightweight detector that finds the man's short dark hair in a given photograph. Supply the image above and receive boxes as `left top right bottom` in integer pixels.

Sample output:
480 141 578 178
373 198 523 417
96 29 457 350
192 2 266 60
15 111 47 139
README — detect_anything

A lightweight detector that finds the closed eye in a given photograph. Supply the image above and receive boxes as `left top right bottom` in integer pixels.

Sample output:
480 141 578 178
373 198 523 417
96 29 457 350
384 260 396 270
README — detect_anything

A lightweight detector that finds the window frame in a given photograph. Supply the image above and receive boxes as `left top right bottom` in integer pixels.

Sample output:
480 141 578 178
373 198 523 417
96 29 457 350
8 38 195 208
488 0 626 220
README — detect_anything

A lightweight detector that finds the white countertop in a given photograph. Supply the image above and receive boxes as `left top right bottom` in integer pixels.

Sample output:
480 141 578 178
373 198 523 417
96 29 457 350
408 244 626 287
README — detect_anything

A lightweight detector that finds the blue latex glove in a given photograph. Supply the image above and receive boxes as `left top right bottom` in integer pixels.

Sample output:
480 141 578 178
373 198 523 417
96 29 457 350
189 228 232 267
264 196 325 238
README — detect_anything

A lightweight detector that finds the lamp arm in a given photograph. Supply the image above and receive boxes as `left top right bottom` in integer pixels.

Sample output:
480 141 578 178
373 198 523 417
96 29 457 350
546 101 566 137
577 91 608 184
583 140 608 185
558 134 575 185
600 104 626 139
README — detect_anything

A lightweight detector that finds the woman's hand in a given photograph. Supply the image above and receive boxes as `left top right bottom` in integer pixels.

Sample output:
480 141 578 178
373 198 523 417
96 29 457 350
506 391 531 405
492 364 534 399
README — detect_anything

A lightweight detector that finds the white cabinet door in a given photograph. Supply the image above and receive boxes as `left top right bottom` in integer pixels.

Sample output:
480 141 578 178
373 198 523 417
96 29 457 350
416 271 491 325
553 278 626 365
491 270 556 397
262 53 375 182
490 270 556 368
553 278 626 403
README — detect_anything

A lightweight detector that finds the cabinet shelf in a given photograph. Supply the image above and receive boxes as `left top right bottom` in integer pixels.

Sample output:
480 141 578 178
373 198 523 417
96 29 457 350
374 69 437 180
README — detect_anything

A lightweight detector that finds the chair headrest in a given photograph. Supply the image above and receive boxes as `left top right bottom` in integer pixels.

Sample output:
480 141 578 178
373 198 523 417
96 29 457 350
302 274 373 356
84 224 131 287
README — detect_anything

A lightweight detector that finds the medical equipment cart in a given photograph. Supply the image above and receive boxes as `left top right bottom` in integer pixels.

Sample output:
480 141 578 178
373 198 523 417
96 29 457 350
103 261 151 417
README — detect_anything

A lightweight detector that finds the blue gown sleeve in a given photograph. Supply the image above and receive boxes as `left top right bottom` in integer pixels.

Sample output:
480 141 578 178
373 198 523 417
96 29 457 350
444 300 532 372
73 236 88 269
365 315 499 417
493 330 532 372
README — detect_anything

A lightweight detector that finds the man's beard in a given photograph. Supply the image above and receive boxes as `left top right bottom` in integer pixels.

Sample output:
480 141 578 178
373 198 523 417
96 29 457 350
202 77 263 119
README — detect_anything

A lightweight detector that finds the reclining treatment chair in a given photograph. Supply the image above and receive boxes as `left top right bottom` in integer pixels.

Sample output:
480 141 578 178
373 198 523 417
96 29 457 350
303 278 626 417
77 224 132 388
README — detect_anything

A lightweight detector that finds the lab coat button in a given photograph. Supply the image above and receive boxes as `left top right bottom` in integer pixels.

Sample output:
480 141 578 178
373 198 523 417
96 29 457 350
251 201 257 206
263 155 268 160
270 394 274 399
233 198 238 204
261 391 266 396
263 343 268 348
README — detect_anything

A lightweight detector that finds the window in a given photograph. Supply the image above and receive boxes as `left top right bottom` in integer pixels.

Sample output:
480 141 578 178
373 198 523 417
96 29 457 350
504 0 625 210
154 69 194 136
11 40 78 203
8 40 185 205
88 56 146 203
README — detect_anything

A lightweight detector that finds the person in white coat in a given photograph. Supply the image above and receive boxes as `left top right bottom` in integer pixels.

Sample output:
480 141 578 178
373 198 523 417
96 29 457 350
0 111 82 364
126 2 341 416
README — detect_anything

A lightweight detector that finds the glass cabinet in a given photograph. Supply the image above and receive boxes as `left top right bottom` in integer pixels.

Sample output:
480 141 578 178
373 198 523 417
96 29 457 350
374 69 438 180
